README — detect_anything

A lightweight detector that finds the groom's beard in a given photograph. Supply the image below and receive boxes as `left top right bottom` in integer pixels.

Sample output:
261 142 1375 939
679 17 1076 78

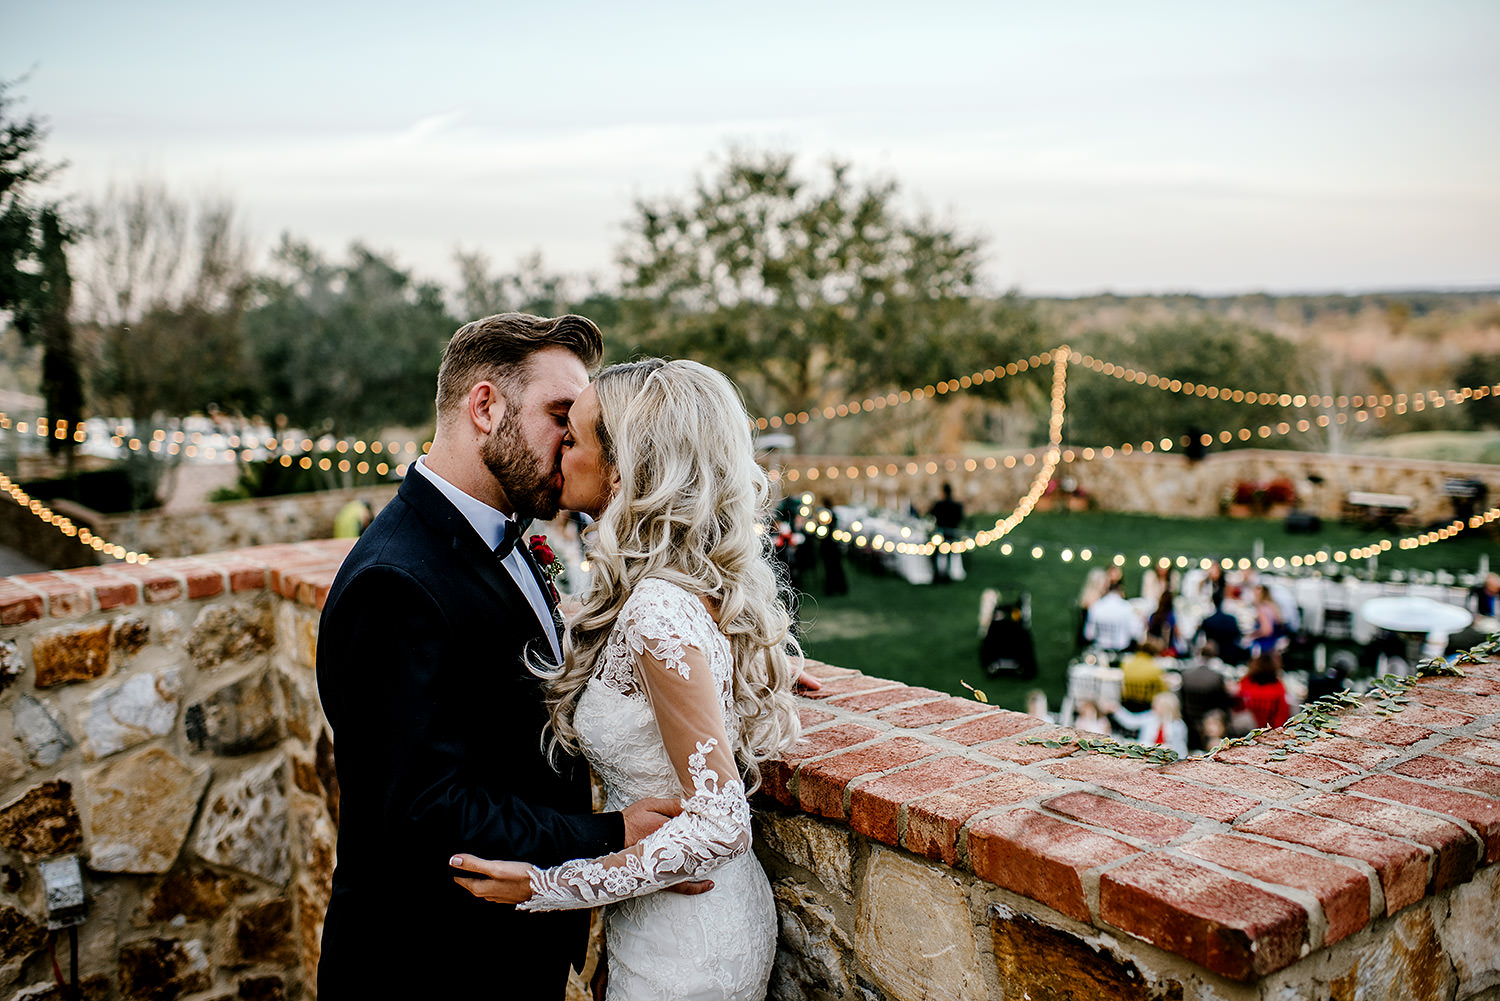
481 415 561 521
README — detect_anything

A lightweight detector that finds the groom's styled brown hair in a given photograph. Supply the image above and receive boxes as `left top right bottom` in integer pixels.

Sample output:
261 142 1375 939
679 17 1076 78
435 312 604 416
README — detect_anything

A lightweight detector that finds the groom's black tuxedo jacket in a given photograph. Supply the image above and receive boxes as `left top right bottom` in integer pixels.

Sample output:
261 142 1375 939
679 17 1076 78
316 471 621 999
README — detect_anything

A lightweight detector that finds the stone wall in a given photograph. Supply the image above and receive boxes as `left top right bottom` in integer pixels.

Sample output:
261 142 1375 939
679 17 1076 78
0 542 349 1001
0 485 399 569
2 544 1498 1000
775 449 1500 525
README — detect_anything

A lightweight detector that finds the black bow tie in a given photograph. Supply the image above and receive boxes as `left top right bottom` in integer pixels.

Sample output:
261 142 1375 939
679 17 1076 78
493 517 532 559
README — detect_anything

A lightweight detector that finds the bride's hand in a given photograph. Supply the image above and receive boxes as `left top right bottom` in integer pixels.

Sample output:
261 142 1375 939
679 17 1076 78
449 854 536 904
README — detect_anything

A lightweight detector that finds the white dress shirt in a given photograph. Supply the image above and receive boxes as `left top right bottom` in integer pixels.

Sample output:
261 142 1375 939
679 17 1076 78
1084 591 1145 652
410 456 562 661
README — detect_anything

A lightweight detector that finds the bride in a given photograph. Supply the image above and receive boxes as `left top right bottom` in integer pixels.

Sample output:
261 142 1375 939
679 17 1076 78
449 358 803 999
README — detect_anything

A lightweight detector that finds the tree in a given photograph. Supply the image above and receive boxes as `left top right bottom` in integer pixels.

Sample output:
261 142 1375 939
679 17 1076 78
453 248 623 336
77 183 255 423
245 237 455 439
0 80 83 461
1062 319 1304 451
613 150 1046 452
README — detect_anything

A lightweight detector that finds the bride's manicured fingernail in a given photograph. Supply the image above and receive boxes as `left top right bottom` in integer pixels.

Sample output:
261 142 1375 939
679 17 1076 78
450 855 463 867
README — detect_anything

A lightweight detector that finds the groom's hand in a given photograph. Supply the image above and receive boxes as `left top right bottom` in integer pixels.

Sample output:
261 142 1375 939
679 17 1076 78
622 798 714 895
622 797 685 844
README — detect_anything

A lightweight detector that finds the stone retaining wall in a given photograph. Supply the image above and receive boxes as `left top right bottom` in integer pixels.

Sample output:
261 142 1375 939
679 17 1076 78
1 544 1497 1000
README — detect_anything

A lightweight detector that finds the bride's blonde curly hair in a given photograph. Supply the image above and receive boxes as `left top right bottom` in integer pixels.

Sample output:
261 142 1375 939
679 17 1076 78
537 358 802 790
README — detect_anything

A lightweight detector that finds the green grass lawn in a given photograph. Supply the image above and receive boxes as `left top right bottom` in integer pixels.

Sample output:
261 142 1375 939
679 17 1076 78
795 510 1499 714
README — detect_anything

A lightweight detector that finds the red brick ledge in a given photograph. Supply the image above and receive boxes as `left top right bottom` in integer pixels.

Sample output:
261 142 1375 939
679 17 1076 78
767 657 1500 983
0 539 354 623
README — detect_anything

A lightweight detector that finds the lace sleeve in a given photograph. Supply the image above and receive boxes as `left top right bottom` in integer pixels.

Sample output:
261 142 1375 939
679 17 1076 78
519 594 749 911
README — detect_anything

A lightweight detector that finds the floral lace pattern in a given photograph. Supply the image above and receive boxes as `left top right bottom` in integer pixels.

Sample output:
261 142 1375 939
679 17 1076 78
516 579 775 1000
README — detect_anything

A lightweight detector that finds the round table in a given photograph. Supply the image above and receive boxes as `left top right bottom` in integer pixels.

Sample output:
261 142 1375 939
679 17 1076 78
1359 596 1473 670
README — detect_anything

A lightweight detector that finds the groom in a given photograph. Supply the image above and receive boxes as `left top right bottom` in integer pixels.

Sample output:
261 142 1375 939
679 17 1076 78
316 313 687 999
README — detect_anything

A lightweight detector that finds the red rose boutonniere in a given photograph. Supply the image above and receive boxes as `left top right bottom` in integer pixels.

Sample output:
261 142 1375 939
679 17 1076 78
528 535 565 603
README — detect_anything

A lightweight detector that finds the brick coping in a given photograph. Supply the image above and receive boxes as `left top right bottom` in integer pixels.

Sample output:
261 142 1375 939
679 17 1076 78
4 542 1499 983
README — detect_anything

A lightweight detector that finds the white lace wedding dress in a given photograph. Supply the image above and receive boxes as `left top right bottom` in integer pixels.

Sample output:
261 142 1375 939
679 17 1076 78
519 578 777 1000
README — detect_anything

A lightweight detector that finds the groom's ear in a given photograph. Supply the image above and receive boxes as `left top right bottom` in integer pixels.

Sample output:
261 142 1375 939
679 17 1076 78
469 382 506 434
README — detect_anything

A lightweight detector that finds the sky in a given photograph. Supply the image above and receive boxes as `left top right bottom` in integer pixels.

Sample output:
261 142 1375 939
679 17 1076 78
6 0 1499 297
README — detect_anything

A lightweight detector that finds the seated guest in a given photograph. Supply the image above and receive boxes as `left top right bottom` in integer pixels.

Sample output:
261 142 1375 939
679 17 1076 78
1084 579 1144 653
1178 642 1236 751
1106 692 1189 759
1070 699 1112 735
1145 591 1181 657
1471 573 1500 619
1198 600 1248 666
1119 640 1167 712
1024 689 1054 723
1237 656 1291 729
1198 709 1229 750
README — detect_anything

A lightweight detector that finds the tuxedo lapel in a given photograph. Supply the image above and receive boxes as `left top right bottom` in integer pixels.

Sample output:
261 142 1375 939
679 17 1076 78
397 473 541 631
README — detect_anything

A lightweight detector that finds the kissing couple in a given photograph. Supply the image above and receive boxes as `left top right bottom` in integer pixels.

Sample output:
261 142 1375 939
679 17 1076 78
316 313 817 999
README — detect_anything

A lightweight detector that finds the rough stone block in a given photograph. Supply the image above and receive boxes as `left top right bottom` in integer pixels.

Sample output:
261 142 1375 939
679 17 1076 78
186 604 271 672
0 903 46 971
0 747 23 786
769 878 852 1000
1326 905 1455 1001
12 694 73 766
1437 863 1500 994
290 799 335 985
855 847 982 1001
83 746 210 873
193 756 291 886
184 670 283 756
990 905 1176 1001
112 615 150 654
231 899 293 966
84 669 183 759
32 620 113 687
0 638 21 693
237 975 287 1001
0 780 83 858
117 937 213 1001
138 868 254 924
755 811 854 897
1098 853 1307 982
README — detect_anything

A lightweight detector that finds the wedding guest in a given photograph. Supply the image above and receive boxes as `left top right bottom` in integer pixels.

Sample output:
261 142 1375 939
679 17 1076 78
1119 640 1167 712
1145 590 1181 657
1470 573 1500 619
1248 584 1284 669
1076 568 1111 649
1198 709 1229 749
1237 656 1291 729
1197 599 1248 666
1140 563 1180 611
1084 579 1144 653
1071 699 1112 735
1025 689 1054 723
929 482 966 583
1178 642 1235 750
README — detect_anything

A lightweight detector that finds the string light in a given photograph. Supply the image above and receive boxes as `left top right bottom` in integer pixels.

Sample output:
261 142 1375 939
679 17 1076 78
0 471 149 563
